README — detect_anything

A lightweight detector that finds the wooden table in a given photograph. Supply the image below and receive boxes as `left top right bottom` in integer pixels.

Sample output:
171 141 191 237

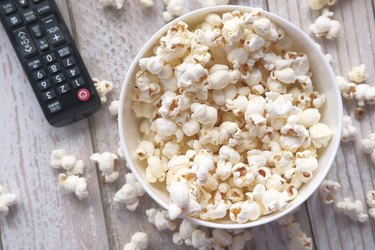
0 0 374 249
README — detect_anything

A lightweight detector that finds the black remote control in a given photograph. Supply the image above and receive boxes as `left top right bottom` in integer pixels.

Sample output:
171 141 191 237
0 0 101 127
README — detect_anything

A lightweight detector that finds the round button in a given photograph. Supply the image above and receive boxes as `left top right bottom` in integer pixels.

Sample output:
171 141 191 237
77 88 90 101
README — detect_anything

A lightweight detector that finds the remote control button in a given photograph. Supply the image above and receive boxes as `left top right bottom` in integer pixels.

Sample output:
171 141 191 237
71 77 84 88
42 89 55 101
52 73 65 84
32 0 44 3
57 83 70 95
36 38 49 51
15 0 28 8
36 79 50 90
32 69 46 80
47 100 62 114
42 15 65 46
27 58 42 70
42 52 56 64
77 88 90 101
6 14 23 28
57 46 71 58
1 3 16 15
63 57 75 68
36 2 51 16
23 10 36 23
67 67 80 78
30 24 43 38
47 62 61 74
14 27 37 58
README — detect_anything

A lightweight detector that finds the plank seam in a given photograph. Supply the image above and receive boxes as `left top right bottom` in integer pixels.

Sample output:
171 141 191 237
265 0 270 11
305 203 319 250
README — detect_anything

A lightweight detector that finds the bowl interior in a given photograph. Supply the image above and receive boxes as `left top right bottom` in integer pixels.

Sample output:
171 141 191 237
119 5 342 229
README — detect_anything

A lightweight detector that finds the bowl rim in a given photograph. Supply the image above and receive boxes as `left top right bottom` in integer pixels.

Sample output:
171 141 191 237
118 5 343 229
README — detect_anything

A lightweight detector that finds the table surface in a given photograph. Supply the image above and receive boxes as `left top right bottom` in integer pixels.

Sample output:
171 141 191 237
1 0 375 249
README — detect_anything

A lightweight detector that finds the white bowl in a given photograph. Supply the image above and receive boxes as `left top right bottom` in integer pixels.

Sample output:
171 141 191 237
118 5 343 229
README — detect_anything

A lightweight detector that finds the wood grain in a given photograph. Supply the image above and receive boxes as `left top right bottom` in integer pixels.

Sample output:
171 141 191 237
0 1 109 250
267 0 375 250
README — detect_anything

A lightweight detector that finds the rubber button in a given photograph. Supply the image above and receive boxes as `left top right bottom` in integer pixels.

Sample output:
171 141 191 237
77 88 90 101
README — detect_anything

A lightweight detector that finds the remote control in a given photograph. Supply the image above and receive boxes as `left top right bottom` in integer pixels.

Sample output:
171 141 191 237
0 0 101 127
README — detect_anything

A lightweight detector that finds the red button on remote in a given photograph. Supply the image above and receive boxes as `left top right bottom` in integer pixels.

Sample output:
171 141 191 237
77 88 90 101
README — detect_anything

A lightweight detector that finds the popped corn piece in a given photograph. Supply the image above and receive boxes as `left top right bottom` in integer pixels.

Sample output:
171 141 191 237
135 140 155 161
50 149 69 169
151 118 178 137
200 200 231 220
109 100 119 116
348 64 368 84
191 103 218 125
231 231 253 250
191 229 212 249
262 189 289 213
211 229 233 249
229 200 261 223
361 133 375 165
59 174 88 200
201 0 230 6
146 156 165 183
335 197 369 222
168 181 190 219
145 208 176 231
93 78 113 103
319 180 341 204
162 0 188 22
0 185 16 218
123 232 148 250
90 152 119 183
341 115 358 142
139 0 154 7
337 76 356 99
309 0 337 10
114 173 145 211
309 123 333 148
99 0 124 9
297 109 321 128
366 190 375 208
309 8 340 39
50 150 85 176
354 84 375 106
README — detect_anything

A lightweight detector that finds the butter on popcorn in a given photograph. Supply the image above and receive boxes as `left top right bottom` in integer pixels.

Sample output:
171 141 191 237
130 9 333 223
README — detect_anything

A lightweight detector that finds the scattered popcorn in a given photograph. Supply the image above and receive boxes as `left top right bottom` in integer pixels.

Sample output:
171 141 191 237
308 0 337 10
230 231 253 250
114 173 145 211
309 8 340 39
348 64 368 84
99 0 125 9
336 76 356 99
162 0 188 22
0 185 16 218
50 149 85 175
90 152 119 182
361 133 375 165
131 9 333 223
124 232 149 250
319 180 341 204
365 190 375 219
201 0 230 7
109 100 119 116
354 84 375 107
59 174 88 200
341 115 358 142
355 107 364 119
335 197 369 222
145 208 176 231
139 0 154 8
93 78 114 103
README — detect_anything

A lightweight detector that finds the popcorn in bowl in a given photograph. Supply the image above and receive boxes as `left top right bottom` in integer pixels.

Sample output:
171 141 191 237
129 8 334 224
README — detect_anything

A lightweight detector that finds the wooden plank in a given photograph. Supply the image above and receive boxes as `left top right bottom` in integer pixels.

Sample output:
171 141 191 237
268 1 375 250
0 0 109 249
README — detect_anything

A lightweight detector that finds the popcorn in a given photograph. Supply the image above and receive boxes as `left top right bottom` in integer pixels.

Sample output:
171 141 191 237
309 123 333 148
335 198 369 222
319 180 341 204
337 76 356 99
123 232 148 250
109 100 119 116
309 0 337 10
231 231 253 250
341 115 358 142
90 152 119 183
99 0 124 9
0 185 16 218
114 173 145 211
131 9 332 223
201 0 230 6
309 8 340 39
145 208 176 231
191 229 212 248
139 0 154 7
50 149 85 176
366 190 375 208
162 0 188 22
287 223 313 250
93 78 114 103
361 133 375 165
348 64 368 84
354 84 375 106
59 174 88 200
